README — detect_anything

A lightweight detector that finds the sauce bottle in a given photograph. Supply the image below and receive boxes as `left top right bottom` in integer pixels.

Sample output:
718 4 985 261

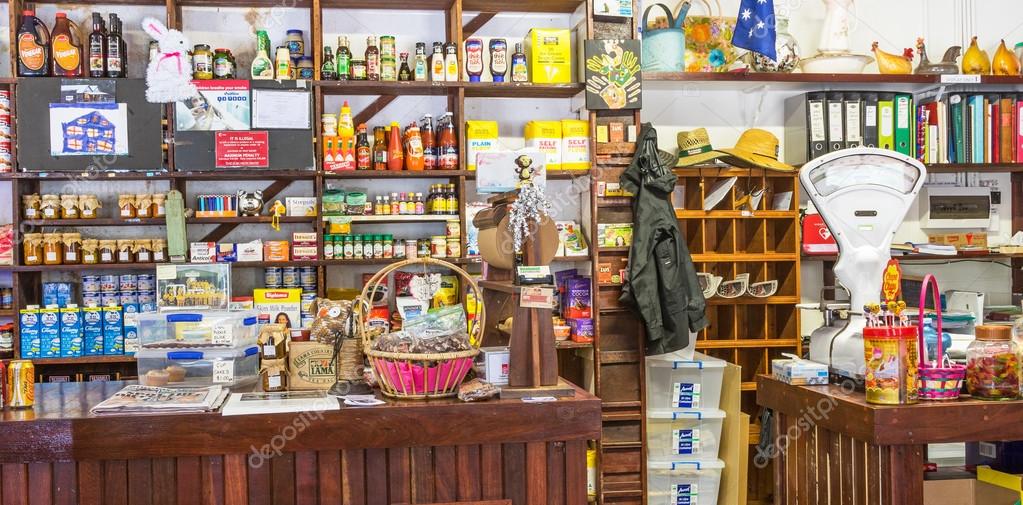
464 38 484 82
17 10 50 77
420 114 436 170
372 126 388 170
251 30 274 79
274 46 292 79
387 122 404 170
437 112 458 170
355 124 371 170
337 36 351 80
365 35 380 81
88 13 106 78
413 42 428 81
444 43 459 82
398 52 412 81
404 122 425 171
338 101 354 138
321 46 337 80
106 14 124 78
489 38 508 82
51 12 83 77
511 42 528 82
431 42 445 81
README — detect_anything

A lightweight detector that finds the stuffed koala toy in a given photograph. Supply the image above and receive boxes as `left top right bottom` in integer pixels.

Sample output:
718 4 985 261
237 190 264 217
141 17 198 103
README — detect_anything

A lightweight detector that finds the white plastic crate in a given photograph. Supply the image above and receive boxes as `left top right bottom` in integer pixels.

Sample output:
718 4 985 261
646 352 726 410
647 408 725 461
647 459 724 505
136 310 259 349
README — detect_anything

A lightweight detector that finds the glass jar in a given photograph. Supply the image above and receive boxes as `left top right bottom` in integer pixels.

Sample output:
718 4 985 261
966 325 1021 400
40 194 60 220
79 194 101 219
350 59 367 80
213 48 235 79
98 239 117 264
405 239 418 259
22 194 41 220
152 193 167 218
297 56 314 79
352 235 363 259
22 233 43 265
446 238 460 258
62 232 82 265
116 240 135 263
193 44 214 80
60 194 79 219
135 194 154 218
118 194 136 219
151 239 168 262
81 239 100 264
134 239 153 263
285 30 305 59
42 233 64 265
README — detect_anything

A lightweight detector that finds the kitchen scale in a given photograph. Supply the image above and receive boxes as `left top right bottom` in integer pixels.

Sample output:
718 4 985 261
799 148 926 378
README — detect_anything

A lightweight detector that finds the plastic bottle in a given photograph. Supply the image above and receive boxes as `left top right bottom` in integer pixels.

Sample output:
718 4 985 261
251 30 274 79
414 42 428 81
431 42 445 81
390 193 400 215
387 122 404 170
372 126 387 170
489 38 508 82
437 113 458 169
88 13 106 78
404 122 425 171
274 47 292 79
421 114 436 170
50 12 83 77
106 14 123 78
17 10 50 77
464 38 484 82
338 101 354 138
355 124 371 170
398 52 412 81
444 43 459 82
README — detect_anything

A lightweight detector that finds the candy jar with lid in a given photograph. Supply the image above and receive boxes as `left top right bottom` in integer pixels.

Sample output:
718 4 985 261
966 325 1021 400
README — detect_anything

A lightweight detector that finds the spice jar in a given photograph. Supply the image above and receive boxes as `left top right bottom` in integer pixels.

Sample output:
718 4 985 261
59 194 80 219
42 233 64 265
116 239 135 263
135 194 154 218
151 239 168 263
134 239 153 263
966 325 1021 400
152 193 167 218
40 194 61 220
81 239 100 264
22 194 41 220
62 232 82 265
79 194 101 219
98 239 117 264
118 194 136 218
22 233 43 266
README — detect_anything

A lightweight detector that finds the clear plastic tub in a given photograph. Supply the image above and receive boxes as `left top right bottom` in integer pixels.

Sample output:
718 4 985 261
647 408 725 460
136 310 259 349
646 352 726 410
136 345 259 389
647 459 724 505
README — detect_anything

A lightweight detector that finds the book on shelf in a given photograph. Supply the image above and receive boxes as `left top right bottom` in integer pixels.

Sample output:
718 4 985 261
916 92 1022 165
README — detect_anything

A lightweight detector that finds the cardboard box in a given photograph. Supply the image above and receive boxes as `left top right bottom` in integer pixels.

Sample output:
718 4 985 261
929 233 988 250
82 306 104 356
39 307 61 358
288 341 336 390
255 289 302 329
19 308 41 358
216 243 237 262
772 357 829 385
292 232 317 245
286 197 317 217
264 241 290 262
190 242 217 263
59 307 83 358
476 346 510 385
527 28 572 83
237 240 263 262
597 263 613 284
103 305 124 355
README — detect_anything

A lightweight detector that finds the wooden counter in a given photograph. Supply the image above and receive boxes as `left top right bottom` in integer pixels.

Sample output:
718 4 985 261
757 375 1023 505
0 381 601 505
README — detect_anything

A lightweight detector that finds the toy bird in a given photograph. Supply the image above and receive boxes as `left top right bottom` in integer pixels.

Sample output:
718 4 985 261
914 38 961 75
962 36 991 75
871 41 914 74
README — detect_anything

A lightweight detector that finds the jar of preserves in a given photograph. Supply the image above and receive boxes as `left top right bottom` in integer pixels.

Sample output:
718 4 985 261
22 233 43 265
405 239 418 259
446 238 460 258
62 232 82 265
151 239 168 262
135 194 154 218
118 194 136 218
193 44 213 79
350 59 367 80
98 239 117 264
431 235 447 258
134 239 153 263
79 194 101 219
59 194 79 219
40 194 60 220
42 233 64 265
966 325 1021 400
22 194 41 220
152 193 167 218
213 48 235 79
116 239 134 263
81 239 99 264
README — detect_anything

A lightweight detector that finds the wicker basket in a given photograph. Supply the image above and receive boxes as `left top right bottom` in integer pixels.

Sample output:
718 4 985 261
917 274 965 400
356 257 485 399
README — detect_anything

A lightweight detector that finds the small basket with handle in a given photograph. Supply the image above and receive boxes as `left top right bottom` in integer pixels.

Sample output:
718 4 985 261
917 274 966 400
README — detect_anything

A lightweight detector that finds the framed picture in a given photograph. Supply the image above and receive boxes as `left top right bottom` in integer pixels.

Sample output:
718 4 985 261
584 39 642 110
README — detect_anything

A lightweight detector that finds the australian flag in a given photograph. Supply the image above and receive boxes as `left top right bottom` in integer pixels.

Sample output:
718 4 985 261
731 0 777 60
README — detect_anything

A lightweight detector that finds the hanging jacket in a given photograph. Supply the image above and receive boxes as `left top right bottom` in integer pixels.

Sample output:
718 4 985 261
619 123 708 355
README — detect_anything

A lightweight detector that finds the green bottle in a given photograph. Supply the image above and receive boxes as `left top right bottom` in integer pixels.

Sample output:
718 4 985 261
337 35 351 80
321 46 337 80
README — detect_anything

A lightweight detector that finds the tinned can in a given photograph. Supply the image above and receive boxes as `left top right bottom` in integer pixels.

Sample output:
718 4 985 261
0 90 11 113
119 274 138 291
299 266 317 287
281 267 299 288
431 235 447 258
99 275 118 293
7 360 34 408
81 275 101 293
418 239 431 258
137 274 155 292
101 293 119 307
446 238 461 258
264 267 282 288
119 291 138 306
446 220 460 238
82 293 102 307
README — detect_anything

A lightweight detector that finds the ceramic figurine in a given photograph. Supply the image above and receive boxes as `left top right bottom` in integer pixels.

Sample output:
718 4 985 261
750 17 800 73
871 41 914 74
914 38 960 75
993 39 1021 75
237 190 264 217
962 36 991 75
798 0 873 73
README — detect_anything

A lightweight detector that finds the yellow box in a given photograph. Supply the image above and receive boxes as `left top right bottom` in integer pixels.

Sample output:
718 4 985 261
466 120 499 171
527 28 572 83
525 120 562 171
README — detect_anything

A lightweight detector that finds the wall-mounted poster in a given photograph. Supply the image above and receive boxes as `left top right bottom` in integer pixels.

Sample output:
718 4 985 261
175 80 251 131
584 39 642 110
48 102 129 156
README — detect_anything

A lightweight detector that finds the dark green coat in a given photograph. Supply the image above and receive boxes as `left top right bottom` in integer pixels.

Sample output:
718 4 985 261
619 123 708 355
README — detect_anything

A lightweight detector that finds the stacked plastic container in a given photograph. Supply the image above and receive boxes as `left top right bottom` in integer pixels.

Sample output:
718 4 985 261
646 352 727 505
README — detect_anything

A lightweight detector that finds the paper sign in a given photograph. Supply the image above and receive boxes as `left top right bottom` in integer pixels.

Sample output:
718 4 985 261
940 74 982 84
252 89 311 129
215 131 269 168
519 286 555 309
213 360 235 384
212 325 232 345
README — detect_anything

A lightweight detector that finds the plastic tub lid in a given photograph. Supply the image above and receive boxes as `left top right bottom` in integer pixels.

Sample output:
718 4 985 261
136 345 259 360
647 408 726 420
166 313 203 322
647 458 725 471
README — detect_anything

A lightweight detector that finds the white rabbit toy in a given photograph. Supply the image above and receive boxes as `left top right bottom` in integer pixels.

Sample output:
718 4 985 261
141 17 198 103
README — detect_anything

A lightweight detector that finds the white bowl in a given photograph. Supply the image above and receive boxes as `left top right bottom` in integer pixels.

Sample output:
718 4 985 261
798 52 874 74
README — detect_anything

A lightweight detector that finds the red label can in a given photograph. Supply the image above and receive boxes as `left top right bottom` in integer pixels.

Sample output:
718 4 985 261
7 360 35 408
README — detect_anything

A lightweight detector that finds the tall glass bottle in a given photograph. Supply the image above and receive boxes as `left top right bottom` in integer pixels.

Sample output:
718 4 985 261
106 14 123 78
365 35 380 81
337 36 351 80
320 46 337 80
413 42 428 81
88 13 106 78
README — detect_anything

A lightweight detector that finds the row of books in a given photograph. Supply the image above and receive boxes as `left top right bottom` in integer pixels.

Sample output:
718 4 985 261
784 91 916 163
916 94 1023 165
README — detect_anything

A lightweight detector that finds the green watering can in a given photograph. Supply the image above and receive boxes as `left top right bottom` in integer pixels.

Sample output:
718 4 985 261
642 2 691 72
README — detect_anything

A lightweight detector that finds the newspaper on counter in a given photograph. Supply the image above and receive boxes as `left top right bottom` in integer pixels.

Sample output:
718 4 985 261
90 385 229 415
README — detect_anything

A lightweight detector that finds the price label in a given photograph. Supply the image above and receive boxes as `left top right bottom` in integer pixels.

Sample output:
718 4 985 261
267 375 282 389
156 264 177 280
940 74 982 84
211 325 232 345
519 286 556 309
262 344 278 358
212 360 235 384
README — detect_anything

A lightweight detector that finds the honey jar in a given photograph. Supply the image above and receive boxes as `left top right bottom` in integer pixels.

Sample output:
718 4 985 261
40 194 60 220
81 239 100 265
116 240 135 263
134 239 153 263
21 194 41 220
59 194 80 219
79 195 102 219
135 194 154 218
118 194 136 219
98 240 117 264
152 194 167 218
22 233 43 266
42 233 64 265
151 239 168 262
62 232 82 264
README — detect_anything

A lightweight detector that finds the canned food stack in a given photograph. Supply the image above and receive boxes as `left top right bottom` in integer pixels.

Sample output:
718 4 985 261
0 89 11 173
644 352 727 505
264 266 318 328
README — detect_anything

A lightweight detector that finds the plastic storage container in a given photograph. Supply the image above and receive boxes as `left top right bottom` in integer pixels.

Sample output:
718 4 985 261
136 345 260 389
136 310 259 349
647 459 724 505
646 352 726 410
647 409 725 460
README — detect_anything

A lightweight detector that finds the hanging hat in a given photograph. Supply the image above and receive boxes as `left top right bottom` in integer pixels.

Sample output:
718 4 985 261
717 128 795 172
675 128 727 167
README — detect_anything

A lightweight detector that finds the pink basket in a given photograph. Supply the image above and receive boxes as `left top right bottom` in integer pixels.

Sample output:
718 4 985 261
917 274 966 400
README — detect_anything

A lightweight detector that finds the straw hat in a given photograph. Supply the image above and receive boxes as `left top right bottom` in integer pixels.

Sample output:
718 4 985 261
718 128 795 172
675 128 727 167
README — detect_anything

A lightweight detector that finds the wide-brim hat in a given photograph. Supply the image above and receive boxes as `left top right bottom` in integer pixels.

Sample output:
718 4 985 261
675 128 727 167
718 128 795 172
